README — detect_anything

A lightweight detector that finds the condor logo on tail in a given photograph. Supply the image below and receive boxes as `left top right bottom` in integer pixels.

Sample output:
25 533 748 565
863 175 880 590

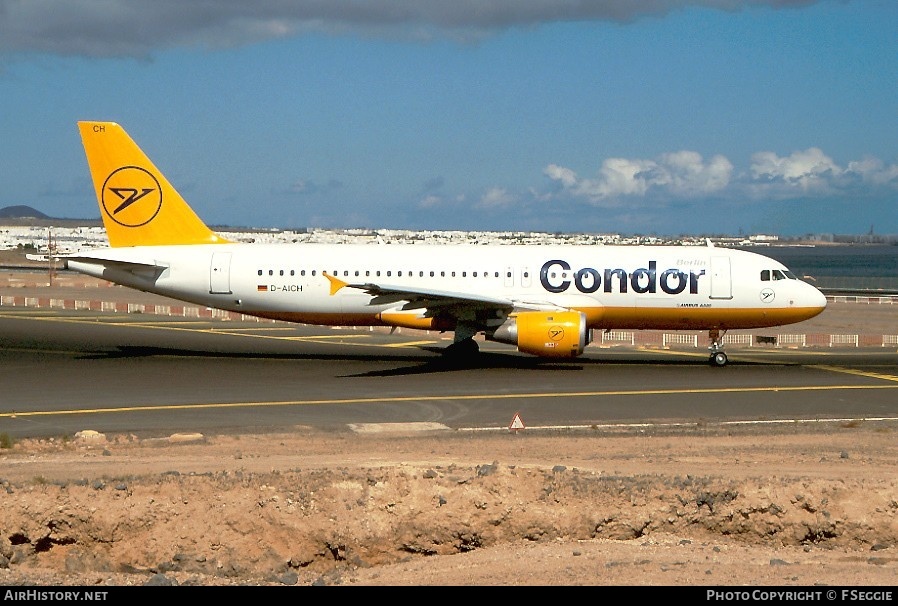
101 166 162 228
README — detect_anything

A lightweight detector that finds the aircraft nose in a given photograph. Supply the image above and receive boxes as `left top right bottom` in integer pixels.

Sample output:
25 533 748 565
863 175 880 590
806 283 828 313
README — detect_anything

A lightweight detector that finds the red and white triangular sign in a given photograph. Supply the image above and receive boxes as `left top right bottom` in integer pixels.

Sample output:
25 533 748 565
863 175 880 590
509 412 525 432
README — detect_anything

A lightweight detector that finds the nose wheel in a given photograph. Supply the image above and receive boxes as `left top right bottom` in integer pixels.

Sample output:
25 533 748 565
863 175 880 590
708 329 728 367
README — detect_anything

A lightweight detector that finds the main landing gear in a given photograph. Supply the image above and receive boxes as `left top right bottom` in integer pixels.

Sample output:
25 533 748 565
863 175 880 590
443 322 481 358
708 329 728 367
443 338 479 357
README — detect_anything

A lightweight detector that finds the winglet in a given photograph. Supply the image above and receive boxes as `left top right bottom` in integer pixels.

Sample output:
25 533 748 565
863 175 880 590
323 272 349 296
78 121 232 247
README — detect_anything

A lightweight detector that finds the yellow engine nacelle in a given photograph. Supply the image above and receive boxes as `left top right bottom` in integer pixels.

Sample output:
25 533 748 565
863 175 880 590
488 311 591 358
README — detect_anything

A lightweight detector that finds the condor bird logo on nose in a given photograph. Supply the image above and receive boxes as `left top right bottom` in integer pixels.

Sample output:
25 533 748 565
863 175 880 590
101 166 162 227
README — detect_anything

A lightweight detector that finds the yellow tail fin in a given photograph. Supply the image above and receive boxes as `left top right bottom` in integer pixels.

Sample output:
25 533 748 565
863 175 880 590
78 121 231 247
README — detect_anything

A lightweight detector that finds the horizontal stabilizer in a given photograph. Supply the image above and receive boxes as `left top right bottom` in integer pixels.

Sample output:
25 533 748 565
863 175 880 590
61 250 164 270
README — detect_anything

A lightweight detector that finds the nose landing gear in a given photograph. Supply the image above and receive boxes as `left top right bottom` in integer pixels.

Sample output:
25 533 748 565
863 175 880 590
708 329 728 367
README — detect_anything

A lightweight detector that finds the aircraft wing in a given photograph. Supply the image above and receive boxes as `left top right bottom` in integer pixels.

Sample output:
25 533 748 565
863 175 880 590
325 273 562 315
351 282 514 312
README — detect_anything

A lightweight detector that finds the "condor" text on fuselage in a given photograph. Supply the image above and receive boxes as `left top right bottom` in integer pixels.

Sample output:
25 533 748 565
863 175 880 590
539 259 706 296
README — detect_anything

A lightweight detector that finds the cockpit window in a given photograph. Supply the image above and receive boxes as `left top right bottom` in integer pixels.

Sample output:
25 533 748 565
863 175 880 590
761 268 798 281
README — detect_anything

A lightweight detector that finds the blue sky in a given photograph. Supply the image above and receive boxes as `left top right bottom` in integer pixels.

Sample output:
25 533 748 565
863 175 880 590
1 0 895 236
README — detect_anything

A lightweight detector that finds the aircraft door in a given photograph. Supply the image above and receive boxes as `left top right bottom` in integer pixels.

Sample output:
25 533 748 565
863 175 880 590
504 266 514 288
210 252 232 294
709 256 732 299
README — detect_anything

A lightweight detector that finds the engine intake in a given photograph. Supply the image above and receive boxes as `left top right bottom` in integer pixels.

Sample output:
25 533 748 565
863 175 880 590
488 311 591 358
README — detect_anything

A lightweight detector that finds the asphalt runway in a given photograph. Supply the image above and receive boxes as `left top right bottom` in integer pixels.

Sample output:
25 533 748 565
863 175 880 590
1 308 897 440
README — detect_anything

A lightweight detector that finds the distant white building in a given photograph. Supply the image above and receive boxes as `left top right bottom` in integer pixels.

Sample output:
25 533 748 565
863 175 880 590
1 223 788 252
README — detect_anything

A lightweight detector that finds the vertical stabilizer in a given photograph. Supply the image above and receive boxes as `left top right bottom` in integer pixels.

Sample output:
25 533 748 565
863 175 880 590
78 121 231 247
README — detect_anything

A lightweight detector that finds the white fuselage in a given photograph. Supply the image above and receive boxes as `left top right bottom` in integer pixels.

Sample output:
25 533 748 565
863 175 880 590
67 242 827 332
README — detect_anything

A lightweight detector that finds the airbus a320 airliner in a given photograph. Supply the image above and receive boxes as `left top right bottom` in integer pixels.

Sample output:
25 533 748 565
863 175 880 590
64 122 827 366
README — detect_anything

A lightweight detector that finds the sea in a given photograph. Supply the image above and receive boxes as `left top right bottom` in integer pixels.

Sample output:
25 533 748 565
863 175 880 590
736 244 898 292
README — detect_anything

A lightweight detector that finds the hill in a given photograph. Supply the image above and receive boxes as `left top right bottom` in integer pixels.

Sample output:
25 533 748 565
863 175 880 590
0 205 50 219
0 205 100 227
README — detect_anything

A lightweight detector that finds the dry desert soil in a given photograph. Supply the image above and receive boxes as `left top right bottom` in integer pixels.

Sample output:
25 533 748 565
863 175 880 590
0 422 897 587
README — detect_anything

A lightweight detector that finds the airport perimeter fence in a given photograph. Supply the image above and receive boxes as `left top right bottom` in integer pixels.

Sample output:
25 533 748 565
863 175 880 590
2 275 897 350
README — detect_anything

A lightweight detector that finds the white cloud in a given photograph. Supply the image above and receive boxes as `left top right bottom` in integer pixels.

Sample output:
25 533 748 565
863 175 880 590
846 157 898 188
478 187 515 209
592 157 656 198
749 147 839 193
543 147 898 207
543 164 578 188
418 194 442 209
745 148 898 199
655 151 733 196
545 151 733 206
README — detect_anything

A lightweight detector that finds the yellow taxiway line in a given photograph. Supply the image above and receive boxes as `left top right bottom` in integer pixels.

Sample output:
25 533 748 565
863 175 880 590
3 382 896 420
